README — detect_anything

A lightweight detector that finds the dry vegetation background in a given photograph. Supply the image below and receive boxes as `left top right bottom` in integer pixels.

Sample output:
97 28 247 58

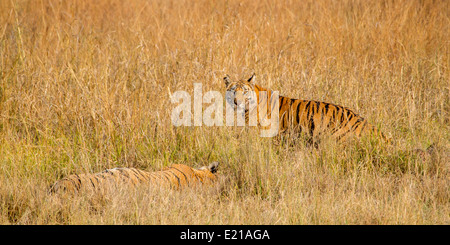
0 0 449 224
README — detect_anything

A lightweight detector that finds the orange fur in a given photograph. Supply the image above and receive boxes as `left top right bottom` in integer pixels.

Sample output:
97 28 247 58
50 162 219 195
224 74 390 144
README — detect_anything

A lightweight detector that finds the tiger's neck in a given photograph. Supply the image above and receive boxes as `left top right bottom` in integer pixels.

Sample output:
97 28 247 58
254 84 290 105
253 84 270 103
193 169 216 183
247 84 282 127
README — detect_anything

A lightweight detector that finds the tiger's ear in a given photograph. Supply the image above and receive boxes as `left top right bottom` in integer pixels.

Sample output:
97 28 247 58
247 73 256 85
208 161 219 174
224 75 231 87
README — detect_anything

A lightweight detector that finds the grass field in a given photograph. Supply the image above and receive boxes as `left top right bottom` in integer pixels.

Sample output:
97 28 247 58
0 0 448 224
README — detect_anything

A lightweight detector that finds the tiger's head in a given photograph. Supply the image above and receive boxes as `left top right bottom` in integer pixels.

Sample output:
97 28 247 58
194 161 220 182
224 74 258 113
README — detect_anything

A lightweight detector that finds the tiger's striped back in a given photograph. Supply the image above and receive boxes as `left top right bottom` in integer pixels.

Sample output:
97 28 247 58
277 97 390 143
224 74 390 144
50 162 219 195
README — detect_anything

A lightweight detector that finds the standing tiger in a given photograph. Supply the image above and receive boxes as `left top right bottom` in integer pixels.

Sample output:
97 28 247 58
50 162 219 195
224 74 390 144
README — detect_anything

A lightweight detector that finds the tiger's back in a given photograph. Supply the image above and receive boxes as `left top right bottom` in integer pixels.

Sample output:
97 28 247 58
50 162 219 195
278 97 390 143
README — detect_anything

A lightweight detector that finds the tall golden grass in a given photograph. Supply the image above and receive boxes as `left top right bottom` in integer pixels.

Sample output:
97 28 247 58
0 0 448 224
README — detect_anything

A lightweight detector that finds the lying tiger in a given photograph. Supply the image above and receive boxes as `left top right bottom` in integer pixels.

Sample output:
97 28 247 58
224 74 390 144
50 162 219 195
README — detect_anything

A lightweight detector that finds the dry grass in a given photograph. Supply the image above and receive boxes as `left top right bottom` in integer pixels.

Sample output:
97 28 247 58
0 0 449 224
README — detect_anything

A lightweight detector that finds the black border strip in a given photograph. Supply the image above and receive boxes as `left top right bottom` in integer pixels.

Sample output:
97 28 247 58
0 225 446 243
